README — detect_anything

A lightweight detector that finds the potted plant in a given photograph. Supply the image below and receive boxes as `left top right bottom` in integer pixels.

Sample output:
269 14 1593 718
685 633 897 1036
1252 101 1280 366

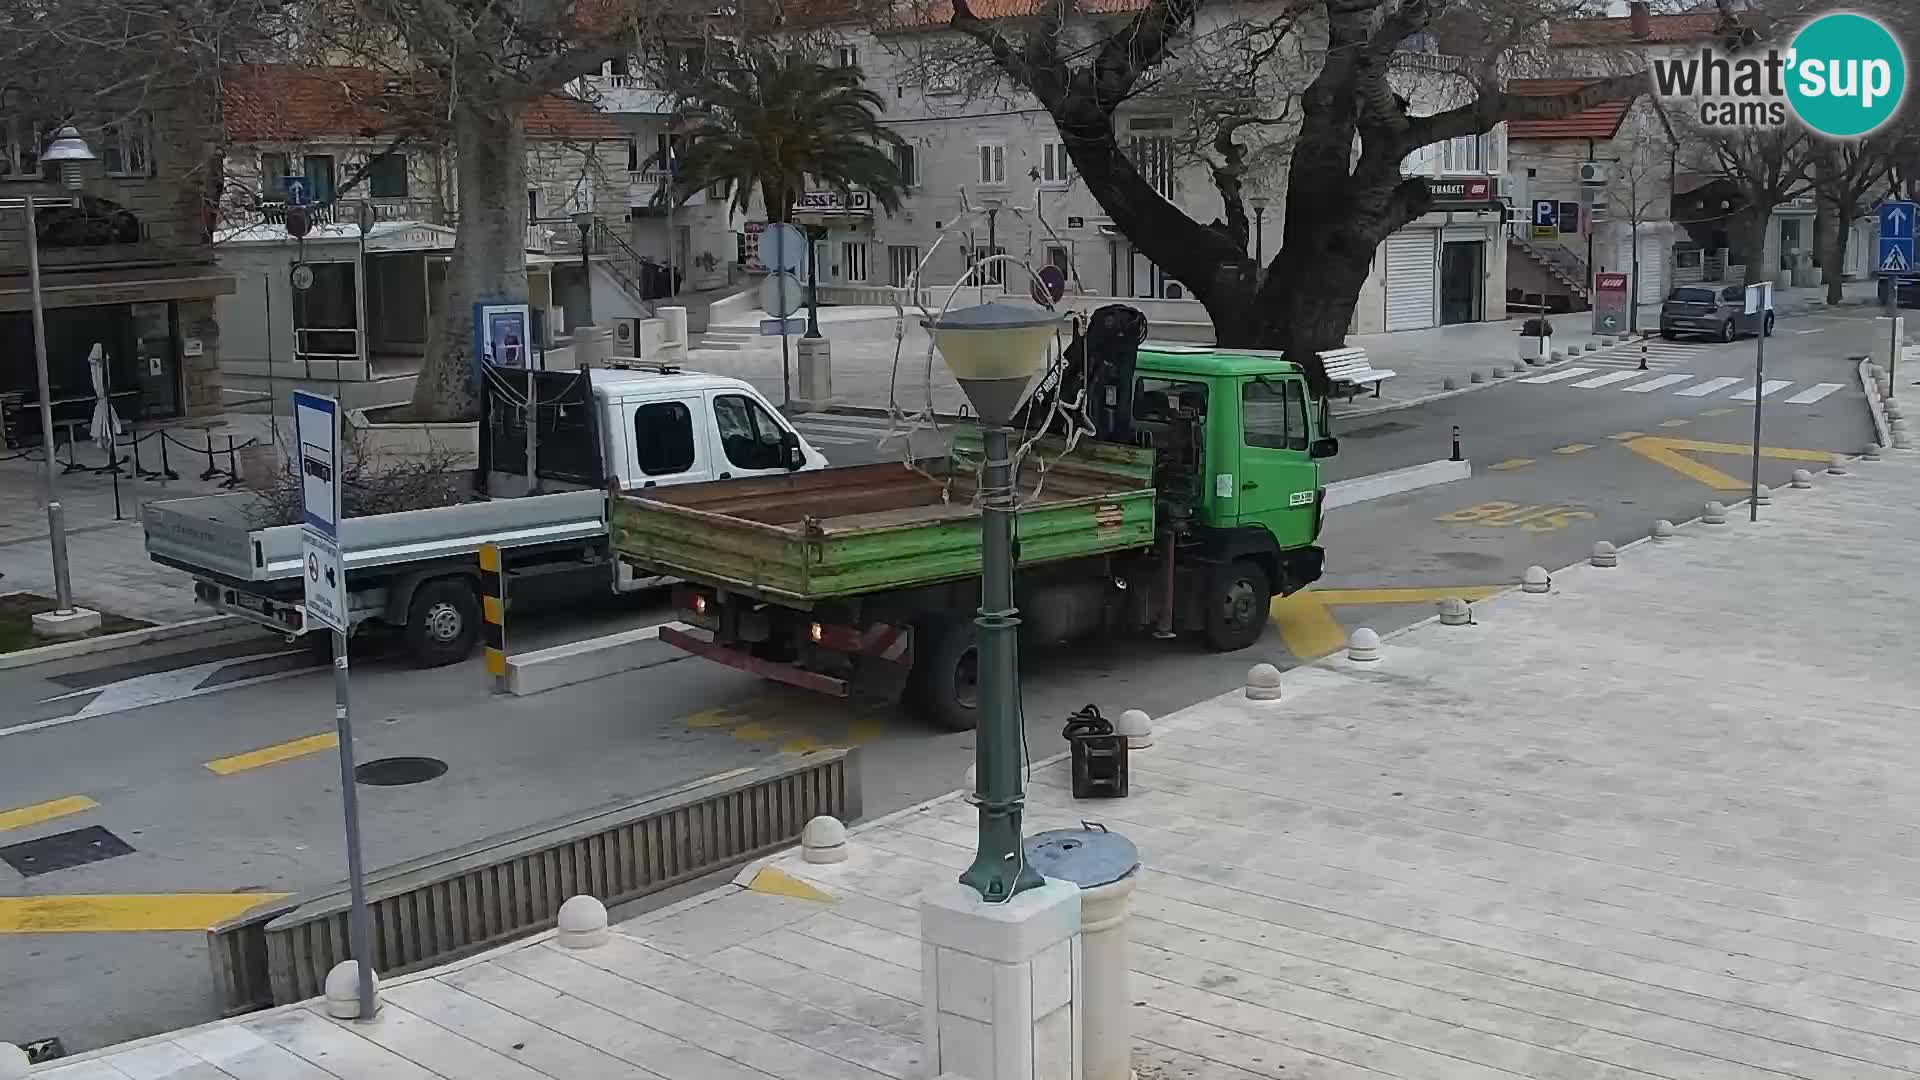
1517 316 1554 364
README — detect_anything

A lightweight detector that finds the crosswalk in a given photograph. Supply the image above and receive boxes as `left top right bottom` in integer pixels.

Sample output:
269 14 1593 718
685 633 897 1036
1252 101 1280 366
1579 340 1701 371
787 411 899 447
1518 365 1845 406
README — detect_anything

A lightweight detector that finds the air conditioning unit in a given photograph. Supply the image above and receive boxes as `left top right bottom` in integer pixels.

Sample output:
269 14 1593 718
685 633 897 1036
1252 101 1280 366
1579 161 1611 185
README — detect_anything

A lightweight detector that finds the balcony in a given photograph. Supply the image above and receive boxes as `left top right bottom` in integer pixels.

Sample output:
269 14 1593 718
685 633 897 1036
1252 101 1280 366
627 174 705 211
258 197 445 226
580 75 675 116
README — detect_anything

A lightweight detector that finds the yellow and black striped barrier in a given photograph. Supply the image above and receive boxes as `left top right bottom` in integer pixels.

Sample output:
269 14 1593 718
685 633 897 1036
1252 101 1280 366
479 542 507 692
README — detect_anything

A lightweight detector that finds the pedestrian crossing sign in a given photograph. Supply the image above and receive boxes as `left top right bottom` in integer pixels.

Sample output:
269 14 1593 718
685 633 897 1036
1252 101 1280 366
1879 239 1912 274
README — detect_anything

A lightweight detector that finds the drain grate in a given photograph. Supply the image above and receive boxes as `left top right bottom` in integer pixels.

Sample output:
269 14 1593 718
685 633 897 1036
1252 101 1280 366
0 826 135 878
355 756 448 786
22 1037 65 1064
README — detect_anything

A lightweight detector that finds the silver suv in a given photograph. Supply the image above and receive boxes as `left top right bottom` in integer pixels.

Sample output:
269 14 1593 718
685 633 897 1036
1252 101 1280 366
1660 285 1774 342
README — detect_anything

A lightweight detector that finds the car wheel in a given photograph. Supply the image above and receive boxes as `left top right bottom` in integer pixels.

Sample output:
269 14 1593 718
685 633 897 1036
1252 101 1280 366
1660 330 1677 341
1721 319 1738 343
405 577 480 668
1763 311 1775 336
1204 558 1271 652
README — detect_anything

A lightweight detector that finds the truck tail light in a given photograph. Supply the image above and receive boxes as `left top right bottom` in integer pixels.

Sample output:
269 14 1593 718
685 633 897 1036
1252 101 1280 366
695 595 708 616
810 621 824 643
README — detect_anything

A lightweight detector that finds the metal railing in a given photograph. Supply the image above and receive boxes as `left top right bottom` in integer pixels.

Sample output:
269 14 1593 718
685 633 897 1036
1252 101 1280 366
206 749 860 1012
1507 226 1590 294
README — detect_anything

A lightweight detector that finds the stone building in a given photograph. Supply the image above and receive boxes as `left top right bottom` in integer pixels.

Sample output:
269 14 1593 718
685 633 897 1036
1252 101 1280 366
0 94 234 434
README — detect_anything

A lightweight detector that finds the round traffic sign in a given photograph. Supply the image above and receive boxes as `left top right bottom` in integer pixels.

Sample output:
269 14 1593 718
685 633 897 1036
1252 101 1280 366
760 271 805 319
760 223 808 275
291 263 315 291
1031 264 1067 306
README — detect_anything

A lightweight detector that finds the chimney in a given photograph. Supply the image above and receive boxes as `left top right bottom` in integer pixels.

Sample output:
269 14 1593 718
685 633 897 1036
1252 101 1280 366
1629 1 1651 40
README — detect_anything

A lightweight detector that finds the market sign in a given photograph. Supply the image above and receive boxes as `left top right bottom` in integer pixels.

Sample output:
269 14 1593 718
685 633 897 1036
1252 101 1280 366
793 190 872 215
1425 176 1496 209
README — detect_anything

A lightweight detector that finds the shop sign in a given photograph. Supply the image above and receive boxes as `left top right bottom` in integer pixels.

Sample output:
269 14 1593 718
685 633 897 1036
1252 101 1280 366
793 190 872 215
1427 176 1495 209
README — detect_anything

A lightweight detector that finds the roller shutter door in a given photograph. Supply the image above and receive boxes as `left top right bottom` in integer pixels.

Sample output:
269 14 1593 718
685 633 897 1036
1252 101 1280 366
1385 230 1437 331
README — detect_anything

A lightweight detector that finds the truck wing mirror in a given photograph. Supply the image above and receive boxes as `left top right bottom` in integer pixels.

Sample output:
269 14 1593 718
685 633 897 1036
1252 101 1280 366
1310 436 1339 459
780 429 804 470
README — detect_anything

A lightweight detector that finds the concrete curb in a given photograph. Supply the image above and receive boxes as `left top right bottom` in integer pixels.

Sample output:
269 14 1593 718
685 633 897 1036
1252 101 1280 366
1861 357 1891 448
1323 459 1471 508
0 613 250 672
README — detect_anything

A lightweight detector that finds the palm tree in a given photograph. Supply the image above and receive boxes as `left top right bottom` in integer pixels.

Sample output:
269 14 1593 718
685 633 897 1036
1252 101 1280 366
670 48 906 224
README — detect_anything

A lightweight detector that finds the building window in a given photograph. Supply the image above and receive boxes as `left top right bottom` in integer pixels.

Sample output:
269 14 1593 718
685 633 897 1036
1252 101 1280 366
1441 133 1499 174
302 155 336 204
977 142 1006 186
101 116 152 178
1045 245 1070 273
367 153 409 198
1242 377 1307 451
633 400 695 477
609 55 631 77
528 187 542 221
1040 141 1072 186
626 138 640 173
260 151 290 197
1 118 42 180
968 245 1006 286
667 44 706 77
1124 119 1174 200
837 45 859 69
888 245 920 288
840 241 869 283
893 143 917 188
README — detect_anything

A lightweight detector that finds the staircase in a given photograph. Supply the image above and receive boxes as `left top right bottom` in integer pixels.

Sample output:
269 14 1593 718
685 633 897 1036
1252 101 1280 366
589 219 674 317
1508 232 1590 301
692 325 757 351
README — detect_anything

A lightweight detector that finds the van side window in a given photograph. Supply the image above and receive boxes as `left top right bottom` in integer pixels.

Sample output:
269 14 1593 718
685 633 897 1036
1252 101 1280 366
713 393 786 470
1242 378 1307 451
634 400 696 476
1133 378 1207 422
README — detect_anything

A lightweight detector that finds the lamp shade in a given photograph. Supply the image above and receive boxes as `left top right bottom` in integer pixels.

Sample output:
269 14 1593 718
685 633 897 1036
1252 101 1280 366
42 126 96 163
923 302 1062 426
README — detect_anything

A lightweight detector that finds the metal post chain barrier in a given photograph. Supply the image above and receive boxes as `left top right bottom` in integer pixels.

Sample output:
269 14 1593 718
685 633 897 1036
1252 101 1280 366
199 432 222 481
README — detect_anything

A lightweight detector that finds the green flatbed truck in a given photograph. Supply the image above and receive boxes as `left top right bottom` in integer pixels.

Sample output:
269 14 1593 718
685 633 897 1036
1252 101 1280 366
609 345 1338 730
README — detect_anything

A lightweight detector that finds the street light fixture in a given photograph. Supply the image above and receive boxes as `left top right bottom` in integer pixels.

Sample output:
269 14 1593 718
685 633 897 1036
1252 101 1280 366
1248 194 1269 274
924 300 1061 903
570 209 596 328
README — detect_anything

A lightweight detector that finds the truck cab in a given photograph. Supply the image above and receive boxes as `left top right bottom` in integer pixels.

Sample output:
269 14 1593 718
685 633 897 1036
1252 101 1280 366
585 369 832 490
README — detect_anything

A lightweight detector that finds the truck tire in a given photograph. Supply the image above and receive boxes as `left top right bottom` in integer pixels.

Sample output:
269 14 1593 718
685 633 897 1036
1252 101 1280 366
404 577 480 668
909 616 980 733
1204 558 1270 652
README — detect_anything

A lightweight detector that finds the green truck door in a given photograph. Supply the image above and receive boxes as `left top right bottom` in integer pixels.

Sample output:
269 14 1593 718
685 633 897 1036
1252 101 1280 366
1234 376 1319 548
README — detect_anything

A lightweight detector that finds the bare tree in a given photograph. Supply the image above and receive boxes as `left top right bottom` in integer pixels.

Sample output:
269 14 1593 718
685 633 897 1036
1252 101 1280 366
1674 123 1812 286
1608 118 1674 330
1808 136 1900 300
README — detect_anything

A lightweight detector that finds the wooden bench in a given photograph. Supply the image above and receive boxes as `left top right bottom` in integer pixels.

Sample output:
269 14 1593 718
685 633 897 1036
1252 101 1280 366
1318 347 1397 401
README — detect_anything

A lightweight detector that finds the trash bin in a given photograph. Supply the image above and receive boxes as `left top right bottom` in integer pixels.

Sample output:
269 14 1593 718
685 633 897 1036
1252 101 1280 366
1024 825 1140 1080
1063 704 1128 799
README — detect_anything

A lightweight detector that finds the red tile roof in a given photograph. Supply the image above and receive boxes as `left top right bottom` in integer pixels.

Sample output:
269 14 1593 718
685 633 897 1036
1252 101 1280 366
1549 13 1723 47
222 64 619 143
882 0 1148 30
1504 78 1638 141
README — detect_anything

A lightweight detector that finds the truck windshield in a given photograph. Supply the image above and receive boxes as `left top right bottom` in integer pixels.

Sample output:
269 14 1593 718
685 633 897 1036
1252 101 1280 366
1243 378 1309 451
1133 378 1208 423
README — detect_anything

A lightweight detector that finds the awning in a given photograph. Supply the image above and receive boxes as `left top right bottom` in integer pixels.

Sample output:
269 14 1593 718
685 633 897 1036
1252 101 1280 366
0 262 237 313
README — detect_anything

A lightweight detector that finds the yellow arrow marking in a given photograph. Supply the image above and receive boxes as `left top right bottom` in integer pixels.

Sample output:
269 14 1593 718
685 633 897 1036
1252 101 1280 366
1625 436 1833 491
1553 443 1593 455
746 867 834 903
1659 418 1691 428
1487 458 1535 471
1269 585 1509 659
0 893 289 934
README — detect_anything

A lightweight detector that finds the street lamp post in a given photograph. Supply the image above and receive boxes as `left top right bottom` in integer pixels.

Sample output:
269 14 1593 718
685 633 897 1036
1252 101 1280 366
11 125 99 627
1249 195 1268 274
570 209 596 329
923 301 1061 903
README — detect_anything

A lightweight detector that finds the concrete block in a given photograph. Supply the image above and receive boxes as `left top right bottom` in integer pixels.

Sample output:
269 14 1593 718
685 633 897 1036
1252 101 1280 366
1347 627 1381 661
323 960 379 1019
1590 541 1618 567
31 606 100 639
1702 501 1729 524
557 895 610 948
1245 663 1283 701
803 816 849 864
507 622 688 695
1522 565 1551 593
921 879 1082 1080
1791 469 1813 488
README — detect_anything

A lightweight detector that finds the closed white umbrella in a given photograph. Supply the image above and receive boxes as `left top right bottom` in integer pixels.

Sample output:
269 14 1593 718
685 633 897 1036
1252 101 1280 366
87 343 123 452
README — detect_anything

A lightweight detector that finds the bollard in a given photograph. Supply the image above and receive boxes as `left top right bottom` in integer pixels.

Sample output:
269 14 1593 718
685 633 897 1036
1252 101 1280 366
479 543 508 692
1863 444 1882 461
1245 663 1283 701
1898 428 1914 450
802 816 848 864
1551 349 1568 362
0 1043 26 1080
1522 565 1551 592
201 431 220 481
1651 519 1676 542
1702 501 1728 524
1470 371 1485 384
1442 377 1458 391
1828 454 1849 475
1114 708 1153 750
1638 342 1649 371
1753 484 1771 507
1888 401 1904 421
1450 425 1462 462
1590 541 1618 567
556 895 610 948
1790 468 1813 488
1491 366 1506 379
324 960 379 1018
157 429 177 482
223 436 242 488
1347 627 1381 661
1436 597 1472 625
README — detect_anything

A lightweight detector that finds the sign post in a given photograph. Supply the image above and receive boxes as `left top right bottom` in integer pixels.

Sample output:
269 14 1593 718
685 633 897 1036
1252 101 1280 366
1877 201 1914 397
1592 272 1630 336
292 389 377 1020
1744 283 1772 523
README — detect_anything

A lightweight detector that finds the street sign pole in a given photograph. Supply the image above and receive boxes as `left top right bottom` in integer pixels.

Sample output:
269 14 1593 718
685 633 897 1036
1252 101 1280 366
1745 283 1770 523
1876 201 1915 400
292 389 376 1020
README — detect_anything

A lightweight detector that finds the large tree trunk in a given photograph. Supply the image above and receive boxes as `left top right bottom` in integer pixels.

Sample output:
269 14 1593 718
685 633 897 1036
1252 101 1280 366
1730 205 1768 287
1820 201 1849 303
410 89 530 422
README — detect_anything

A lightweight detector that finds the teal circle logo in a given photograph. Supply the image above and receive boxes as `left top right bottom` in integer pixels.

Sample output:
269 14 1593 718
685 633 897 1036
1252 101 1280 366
1786 13 1906 138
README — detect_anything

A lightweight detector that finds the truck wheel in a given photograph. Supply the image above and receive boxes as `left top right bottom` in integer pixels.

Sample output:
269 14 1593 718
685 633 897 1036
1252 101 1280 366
405 578 479 668
910 617 980 733
1204 559 1270 652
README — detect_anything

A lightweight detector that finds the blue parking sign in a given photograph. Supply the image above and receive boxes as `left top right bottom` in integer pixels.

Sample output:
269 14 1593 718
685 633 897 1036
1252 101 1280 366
1532 199 1557 228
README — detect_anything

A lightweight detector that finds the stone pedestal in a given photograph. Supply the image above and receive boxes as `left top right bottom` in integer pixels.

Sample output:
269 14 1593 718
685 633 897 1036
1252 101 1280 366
922 879 1082 1080
793 337 836 412
32 607 101 639
1078 873 1139 1080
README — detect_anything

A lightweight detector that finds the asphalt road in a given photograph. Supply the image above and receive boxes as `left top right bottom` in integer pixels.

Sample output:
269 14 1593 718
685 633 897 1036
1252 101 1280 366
0 306 1885 1054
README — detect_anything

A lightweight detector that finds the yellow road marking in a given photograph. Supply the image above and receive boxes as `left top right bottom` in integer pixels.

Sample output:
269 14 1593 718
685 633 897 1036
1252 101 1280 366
1487 458 1535 471
0 795 98 832
746 867 834 902
1436 501 1594 532
1702 407 1737 416
0 893 289 933
1553 443 1593 455
1625 436 1833 491
1269 585 1508 659
204 733 338 775
1659 418 1691 428
1609 431 1644 441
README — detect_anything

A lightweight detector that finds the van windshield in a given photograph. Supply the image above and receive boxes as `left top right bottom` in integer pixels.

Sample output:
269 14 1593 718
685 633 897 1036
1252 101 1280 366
1668 288 1716 304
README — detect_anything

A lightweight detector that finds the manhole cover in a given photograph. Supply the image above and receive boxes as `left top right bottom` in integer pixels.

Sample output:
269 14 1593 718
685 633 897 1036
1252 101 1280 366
354 756 448 786
0 826 135 878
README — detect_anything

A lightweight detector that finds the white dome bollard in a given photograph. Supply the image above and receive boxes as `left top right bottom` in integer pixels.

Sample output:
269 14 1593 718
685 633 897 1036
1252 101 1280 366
1442 376 1458 391
1887 401 1904 420
1522 565 1551 593
1899 428 1915 450
1828 454 1849 475
802 816 849 864
1436 597 1472 625
1347 627 1381 661
324 960 380 1018
1651 519 1676 541
1114 709 1154 749
1245 663 1283 701
1863 443 1883 460
0 1043 28 1080
1753 484 1772 507
1701 501 1729 525
556 894 610 948
1470 371 1485 384
1790 469 1813 488
1590 541 1618 567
